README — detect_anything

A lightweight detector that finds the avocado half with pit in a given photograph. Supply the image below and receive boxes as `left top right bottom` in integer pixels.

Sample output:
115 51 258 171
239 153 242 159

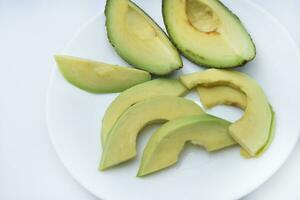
100 96 204 170
55 55 150 93
180 69 272 156
162 0 256 68
138 114 236 176
197 86 275 157
105 0 182 75
101 79 188 146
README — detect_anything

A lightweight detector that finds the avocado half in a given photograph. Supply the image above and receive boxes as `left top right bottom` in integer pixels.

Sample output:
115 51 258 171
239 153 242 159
138 114 236 176
180 69 272 156
54 55 150 93
105 0 182 75
162 0 256 68
101 79 188 147
100 96 204 170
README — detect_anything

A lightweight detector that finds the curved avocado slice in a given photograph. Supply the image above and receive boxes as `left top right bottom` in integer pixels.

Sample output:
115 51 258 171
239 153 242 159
197 86 275 157
197 86 246 109
180 69 272 156
162 0 255 68
138 114 236 176
54 55 150 93
100 96 204 170
101 79 188 146
105 0 182 75
241 107 275 158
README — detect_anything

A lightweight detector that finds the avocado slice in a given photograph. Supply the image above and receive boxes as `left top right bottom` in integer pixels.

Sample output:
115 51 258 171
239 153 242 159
100 96 204 170
162 0 256 68
105 0 182 75
54 55 151 93
197 86 246 109
241 108 275 158
101 79 188 146
180 69 272 156
138 114 236 176
197 86 275 157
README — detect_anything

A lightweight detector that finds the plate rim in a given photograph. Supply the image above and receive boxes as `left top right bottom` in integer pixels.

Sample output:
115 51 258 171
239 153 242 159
46 0 300 199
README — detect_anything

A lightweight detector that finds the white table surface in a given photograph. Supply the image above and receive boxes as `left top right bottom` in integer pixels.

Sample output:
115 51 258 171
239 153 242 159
1 0 300 199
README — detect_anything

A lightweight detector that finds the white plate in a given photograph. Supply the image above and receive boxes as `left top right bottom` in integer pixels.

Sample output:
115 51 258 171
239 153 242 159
46 0 300 199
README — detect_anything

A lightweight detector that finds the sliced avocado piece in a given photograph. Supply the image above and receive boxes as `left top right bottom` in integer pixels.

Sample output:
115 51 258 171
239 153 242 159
54 55 150 93
241 108 275 158
162 0 255 68
100 96 204 170
101 79 188 146
180 69 272 156
197 86 246 109
105 0 182 75
197 86 275 157
138 114 236 176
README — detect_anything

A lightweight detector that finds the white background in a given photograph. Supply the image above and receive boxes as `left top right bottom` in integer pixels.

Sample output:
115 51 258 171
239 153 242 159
0 0 300 199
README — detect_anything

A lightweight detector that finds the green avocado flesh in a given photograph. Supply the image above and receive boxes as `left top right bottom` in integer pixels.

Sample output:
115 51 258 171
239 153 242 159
197 86 246 109
197 86 275 157
54 55 150 93
138 114 236 176
100 96 204 170
105 0 182 75
180 69 272 156
101 79 188 147
241 107 275 158
162 0 256 68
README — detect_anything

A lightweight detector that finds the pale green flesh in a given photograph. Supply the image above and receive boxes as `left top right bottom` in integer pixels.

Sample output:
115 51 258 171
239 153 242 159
162 0 255 68
105 0 182 75
197 85 275 157
101 79 188 147
180 69 272 156
54 55 150 93
241 108 275 158
138 114 236 176
100 96 204 170
197 86 247 109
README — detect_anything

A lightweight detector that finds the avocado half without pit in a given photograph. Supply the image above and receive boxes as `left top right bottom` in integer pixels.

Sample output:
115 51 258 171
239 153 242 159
162 0 256 68
180 69 272 156
105 0 182 75
100 96 204 170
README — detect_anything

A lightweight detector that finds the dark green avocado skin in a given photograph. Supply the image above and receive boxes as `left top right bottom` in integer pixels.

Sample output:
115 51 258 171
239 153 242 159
105 0 183 75
161 0 256 69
